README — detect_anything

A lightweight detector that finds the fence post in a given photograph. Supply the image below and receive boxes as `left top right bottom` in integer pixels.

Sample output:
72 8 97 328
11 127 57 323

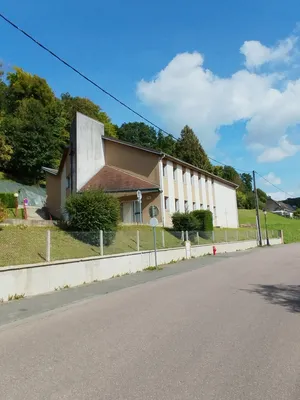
137 230 140 252
280 229 284 244
225 230 228 243
212 231 215 243
162 229 165 248
196 232 199 245
181 231 184 241
185 230 189 241
100 230 104 256
46 230 51 262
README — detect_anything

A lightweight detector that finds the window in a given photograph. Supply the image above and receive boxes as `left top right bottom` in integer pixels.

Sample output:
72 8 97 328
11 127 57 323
207 205 210 209
175 199 179 212
200 203 203 209
184 200 189 212
164 196 169 211
193 202 196 211
173 166 177 180
191 173 194 185
163 164 167 177
66 175 71 189
183 170 187 184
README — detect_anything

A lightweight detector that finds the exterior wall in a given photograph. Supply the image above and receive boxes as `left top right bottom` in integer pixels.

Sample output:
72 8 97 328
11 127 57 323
45 174 61 218
72 112 106 191
0 237 282 301
214 181 239 228
118 193 162 225
158 159 165 226
104 140 160 184
160 158 238 228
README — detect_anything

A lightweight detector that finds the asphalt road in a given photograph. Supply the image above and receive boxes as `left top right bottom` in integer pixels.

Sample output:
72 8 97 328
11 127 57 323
1 244 300 399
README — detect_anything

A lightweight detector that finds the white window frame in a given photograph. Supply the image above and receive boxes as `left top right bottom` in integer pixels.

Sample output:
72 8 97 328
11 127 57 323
184 200 189 212
193 202 196 211
173 166 177 180
175 198 179 212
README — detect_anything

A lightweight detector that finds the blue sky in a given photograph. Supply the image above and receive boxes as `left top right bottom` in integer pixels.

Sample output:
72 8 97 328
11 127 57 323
1 0 300 199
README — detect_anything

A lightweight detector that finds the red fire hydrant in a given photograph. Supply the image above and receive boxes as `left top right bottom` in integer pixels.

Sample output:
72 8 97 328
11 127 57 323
213 245 217 256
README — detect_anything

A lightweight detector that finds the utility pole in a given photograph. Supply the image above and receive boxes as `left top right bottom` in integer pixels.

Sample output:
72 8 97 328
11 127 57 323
253 170 262 246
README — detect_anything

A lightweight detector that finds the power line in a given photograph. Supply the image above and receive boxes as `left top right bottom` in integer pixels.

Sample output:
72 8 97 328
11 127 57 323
0 11 252 174
255 171 294 199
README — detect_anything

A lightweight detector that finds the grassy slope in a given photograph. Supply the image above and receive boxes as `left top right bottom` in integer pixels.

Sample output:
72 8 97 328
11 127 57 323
0 225 184 267
238 209 300 244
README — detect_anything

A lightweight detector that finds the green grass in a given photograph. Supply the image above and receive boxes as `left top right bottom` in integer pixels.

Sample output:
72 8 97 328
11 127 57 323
4 208 24 220
238 209 300 244
0 225 184 267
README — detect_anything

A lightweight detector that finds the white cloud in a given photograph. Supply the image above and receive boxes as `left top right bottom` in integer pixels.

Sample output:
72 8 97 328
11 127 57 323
136 34 300 161
257 136 300 162
240 37 297 69
266 191 291 201
260 172 281 186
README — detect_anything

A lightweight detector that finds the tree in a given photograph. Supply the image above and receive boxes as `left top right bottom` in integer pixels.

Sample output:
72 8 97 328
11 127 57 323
213 165 224 177
3 98 66 183
240 173 252 192
0 133 13 169
61 93 117 137
5 67 55 113
257 188 267 209
175 126 212 171
157 130 177 155
117 122 158 149
236 191 247 208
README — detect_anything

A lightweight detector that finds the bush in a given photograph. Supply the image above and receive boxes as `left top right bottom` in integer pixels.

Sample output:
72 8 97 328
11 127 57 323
191 210 213 231
0 201 7 223
0 193 15 208
65 190 120 245
172 212 198 232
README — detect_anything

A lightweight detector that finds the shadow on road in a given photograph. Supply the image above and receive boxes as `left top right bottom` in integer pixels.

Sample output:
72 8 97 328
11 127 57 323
245 284 300 313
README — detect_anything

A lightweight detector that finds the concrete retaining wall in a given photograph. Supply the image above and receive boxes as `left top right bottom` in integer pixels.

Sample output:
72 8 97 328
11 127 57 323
0 238 282 301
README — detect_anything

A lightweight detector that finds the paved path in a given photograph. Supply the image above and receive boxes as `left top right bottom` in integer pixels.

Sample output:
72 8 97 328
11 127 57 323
1 244 300 399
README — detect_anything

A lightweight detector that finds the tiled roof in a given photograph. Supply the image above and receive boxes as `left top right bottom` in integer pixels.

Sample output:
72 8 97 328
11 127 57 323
81 165 160 192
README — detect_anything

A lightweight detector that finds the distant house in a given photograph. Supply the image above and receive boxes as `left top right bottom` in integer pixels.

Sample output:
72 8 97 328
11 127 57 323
43 112 239 228
266 197 295 217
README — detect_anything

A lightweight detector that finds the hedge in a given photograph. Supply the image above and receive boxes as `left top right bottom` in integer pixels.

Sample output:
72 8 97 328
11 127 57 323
172 210 213 234
0 193 15 208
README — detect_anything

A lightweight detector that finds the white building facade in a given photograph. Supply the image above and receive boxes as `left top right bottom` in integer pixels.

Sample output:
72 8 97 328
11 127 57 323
161 156 239 228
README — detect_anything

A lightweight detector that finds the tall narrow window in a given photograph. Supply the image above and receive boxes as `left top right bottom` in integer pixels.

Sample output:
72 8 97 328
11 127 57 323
164 196 169 211
173 166 177 180
191 173 194 185
163 164 167 177
183 169 187 184
175 199 179 212
184 200 189 212
193 202 196 211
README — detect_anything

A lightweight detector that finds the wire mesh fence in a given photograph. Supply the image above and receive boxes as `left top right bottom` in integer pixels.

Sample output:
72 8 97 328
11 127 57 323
0 226 282 267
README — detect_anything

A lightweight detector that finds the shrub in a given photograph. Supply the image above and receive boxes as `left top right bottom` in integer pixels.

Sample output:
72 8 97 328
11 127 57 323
0 193 15 208
0 201 7 223
65 190 120 245
191 210 213 231
171 212 198 232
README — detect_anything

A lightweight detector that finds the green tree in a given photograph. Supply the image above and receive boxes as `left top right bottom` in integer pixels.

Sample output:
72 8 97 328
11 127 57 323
3 98 66 183
240 173 252 192
61 93 117 137
5 67 54 113
157 130 177 155
213 165 224 177
175 126 212 171
117 122 158 149
236 191 247 208
0 133 13 169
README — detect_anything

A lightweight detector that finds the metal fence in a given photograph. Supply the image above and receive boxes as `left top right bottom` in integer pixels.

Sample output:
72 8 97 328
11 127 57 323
0 227 281 267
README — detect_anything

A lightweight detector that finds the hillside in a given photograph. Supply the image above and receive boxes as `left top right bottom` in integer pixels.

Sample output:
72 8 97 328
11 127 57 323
238 209 300 244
